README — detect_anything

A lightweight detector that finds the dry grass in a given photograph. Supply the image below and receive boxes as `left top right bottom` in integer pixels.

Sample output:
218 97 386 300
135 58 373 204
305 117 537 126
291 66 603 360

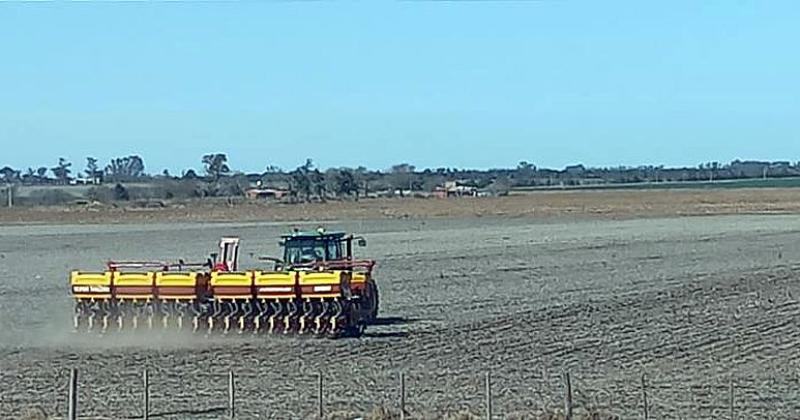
3 187 800 224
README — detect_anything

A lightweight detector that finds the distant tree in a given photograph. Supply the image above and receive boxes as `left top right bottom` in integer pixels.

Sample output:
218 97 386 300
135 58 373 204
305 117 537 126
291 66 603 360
202 153 230 181
84 157 103 181
23 167 35 183
487 176 512 196
36 167 48 180
353 166 370 199
162 169 171 178
311 169 325 200
289 158 318 202
51 158 72 183
324 168 340 196
513 161 537 186
0 166 20 182
182 169 199 180
340 169 359 197
85 157 97 177
388 163 416 196
105 155 145 178
421 174 446 192
390 163 415 174
326 168 357 198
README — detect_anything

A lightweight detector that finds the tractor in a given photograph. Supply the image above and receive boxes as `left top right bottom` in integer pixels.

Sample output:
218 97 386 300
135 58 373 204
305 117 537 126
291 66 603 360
69 228 379 338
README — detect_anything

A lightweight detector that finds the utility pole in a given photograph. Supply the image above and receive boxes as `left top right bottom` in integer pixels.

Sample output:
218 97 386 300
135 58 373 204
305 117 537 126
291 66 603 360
6 184 11 208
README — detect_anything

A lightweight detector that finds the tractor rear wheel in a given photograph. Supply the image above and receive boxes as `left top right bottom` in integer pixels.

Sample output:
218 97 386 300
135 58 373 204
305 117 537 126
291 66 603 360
364 279 379 323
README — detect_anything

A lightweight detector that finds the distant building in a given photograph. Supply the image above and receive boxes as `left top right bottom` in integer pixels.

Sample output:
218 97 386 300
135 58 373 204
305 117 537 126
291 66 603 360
70 177 102 186
245 188 288 200
564 164 587 176
433 181 478 198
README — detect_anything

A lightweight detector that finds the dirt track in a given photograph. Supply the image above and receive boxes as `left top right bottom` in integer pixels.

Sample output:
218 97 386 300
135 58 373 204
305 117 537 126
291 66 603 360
2 214 800 419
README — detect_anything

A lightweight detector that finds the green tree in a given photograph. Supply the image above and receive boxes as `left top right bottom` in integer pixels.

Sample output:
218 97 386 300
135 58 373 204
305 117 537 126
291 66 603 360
202 153 230 181
388 163 416 196
288 158 327 202
51 158 72 183
0 166 20 182
85 157 103 180
514 161 536 186
23 167 35 183
335 168 358 197
105 155 145 178
182 169 199 179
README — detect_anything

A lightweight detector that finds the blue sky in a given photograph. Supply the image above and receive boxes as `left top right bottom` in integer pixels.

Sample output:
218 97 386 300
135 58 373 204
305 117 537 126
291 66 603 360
1 1 798 174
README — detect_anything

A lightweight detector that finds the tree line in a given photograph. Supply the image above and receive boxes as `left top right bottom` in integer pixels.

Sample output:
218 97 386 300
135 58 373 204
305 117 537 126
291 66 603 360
0 155 146 184
2 154 800 202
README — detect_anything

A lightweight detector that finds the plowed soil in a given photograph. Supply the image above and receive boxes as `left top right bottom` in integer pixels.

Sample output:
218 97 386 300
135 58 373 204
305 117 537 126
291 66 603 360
2 212 800 419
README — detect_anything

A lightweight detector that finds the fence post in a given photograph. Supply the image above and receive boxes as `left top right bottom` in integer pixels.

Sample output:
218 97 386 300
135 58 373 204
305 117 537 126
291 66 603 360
730 379 735 420
143 369 150 420
641 373 649 420
317 372 324 419
485 371 493 420
563 371 572 420
228 370 235 419
400 372 406 420
53 371 59 417
67 368 78 420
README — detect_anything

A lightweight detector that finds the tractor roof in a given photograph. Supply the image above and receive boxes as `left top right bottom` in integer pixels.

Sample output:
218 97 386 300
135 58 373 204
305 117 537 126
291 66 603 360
281 230 348 241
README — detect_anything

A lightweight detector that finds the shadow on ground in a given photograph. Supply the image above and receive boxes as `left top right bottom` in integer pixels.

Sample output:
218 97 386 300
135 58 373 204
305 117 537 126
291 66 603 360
149 406 227 418
370 316 419 326
364 331 410 339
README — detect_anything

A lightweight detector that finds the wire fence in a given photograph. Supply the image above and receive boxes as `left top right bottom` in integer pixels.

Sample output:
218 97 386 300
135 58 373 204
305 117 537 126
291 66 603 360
6 367 800 419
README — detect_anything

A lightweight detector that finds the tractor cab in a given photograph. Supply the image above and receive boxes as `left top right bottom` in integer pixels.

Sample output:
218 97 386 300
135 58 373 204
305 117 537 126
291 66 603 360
280 229 366 268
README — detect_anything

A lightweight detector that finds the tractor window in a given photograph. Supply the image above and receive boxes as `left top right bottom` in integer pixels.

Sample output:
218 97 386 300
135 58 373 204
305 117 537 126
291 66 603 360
284 240 326 265
327 241 342 260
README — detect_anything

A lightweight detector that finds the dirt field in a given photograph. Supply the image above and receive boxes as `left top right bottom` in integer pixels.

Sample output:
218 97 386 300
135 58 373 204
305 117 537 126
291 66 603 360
2 211 800 418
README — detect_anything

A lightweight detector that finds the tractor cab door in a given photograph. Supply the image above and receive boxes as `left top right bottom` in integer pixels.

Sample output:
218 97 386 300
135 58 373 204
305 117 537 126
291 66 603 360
326 239 343 261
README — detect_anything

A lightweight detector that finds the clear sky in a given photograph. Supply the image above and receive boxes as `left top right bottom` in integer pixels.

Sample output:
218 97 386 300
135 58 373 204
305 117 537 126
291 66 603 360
1 1 798 175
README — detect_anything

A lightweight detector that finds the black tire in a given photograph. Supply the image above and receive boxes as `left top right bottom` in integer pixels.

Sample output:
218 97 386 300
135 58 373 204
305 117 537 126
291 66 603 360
366 279 380 324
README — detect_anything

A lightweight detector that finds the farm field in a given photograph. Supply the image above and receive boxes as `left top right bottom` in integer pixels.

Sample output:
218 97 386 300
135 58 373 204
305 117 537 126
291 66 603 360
4 187 800 225
1 213 800 419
